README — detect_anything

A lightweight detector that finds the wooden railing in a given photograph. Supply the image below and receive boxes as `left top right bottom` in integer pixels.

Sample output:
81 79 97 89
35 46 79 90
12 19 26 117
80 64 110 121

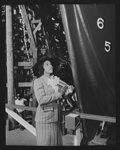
6 104 116 123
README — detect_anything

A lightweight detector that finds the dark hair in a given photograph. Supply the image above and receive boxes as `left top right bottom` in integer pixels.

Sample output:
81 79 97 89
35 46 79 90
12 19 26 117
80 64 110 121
37 61 45 77
33 57 53 78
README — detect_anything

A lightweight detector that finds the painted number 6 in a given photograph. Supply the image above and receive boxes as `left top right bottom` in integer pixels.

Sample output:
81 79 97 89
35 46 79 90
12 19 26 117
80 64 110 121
97 18 104 29
105 41 111 52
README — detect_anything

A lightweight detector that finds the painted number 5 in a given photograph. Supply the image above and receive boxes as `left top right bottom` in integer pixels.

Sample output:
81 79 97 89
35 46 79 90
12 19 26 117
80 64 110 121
105 41 111 52
97 18 104 29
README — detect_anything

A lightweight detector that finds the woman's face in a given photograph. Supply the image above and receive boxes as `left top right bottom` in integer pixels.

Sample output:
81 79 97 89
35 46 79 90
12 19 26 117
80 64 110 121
43 60 53 74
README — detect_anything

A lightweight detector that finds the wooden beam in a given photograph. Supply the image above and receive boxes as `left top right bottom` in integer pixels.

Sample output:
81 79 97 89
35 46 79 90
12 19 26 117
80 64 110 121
18 61 33 67
6 5 14 105
18 82 32 87
77 112 116 123
33 21 42 41
6 107 36 136
6 104 116 123
19 5 37 64
6 103 36 112
31 19 41 24
43 26 51 57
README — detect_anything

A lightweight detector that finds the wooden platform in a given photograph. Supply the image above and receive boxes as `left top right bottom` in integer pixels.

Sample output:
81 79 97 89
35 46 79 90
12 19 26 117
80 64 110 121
6 128 80 146
6 127 107 146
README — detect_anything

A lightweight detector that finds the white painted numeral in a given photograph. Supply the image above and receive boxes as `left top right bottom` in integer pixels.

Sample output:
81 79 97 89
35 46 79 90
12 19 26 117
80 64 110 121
97 18 104 29
105 41 111 52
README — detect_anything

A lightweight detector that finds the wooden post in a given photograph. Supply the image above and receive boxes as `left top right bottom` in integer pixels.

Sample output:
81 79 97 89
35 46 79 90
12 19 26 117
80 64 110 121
43 26 51 57
6 5 14 105
19 5 37 65
6 5 15 130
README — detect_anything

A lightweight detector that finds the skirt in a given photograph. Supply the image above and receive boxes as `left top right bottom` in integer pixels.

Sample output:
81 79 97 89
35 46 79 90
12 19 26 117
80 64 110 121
36 122 63 146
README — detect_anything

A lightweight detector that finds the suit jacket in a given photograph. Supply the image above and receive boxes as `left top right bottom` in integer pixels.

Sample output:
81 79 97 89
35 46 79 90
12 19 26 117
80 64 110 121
33 75 61 123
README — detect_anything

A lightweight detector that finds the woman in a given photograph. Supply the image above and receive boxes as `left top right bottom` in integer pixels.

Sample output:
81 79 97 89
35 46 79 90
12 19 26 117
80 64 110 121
33 57 69 146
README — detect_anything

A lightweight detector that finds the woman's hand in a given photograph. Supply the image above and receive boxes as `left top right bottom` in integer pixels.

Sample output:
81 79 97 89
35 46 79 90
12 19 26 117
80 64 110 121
55 91 62 99
58 86 68 96
69 85 74 92
65 85 74 95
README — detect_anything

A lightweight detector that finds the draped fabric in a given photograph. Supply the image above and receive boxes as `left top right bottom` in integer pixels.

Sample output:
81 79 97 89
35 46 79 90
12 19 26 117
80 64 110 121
60 4 115 144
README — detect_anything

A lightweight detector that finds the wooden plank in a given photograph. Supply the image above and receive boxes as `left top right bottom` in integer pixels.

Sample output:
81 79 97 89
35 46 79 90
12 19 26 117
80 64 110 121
6 107 36 136
6 104 36 112
18 61 33 67
19 5 37 62
24 66 32 69
6 6 14 105
43 26 51 56
18 82 32 87
31 19 41 24
20 5 35 47
77 112 116 123
6 104 116 123
33 22 42 35
33 21 42 41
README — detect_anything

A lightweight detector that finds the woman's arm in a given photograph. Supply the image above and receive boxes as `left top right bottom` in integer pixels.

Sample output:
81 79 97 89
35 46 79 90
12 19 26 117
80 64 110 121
34 79 62 105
